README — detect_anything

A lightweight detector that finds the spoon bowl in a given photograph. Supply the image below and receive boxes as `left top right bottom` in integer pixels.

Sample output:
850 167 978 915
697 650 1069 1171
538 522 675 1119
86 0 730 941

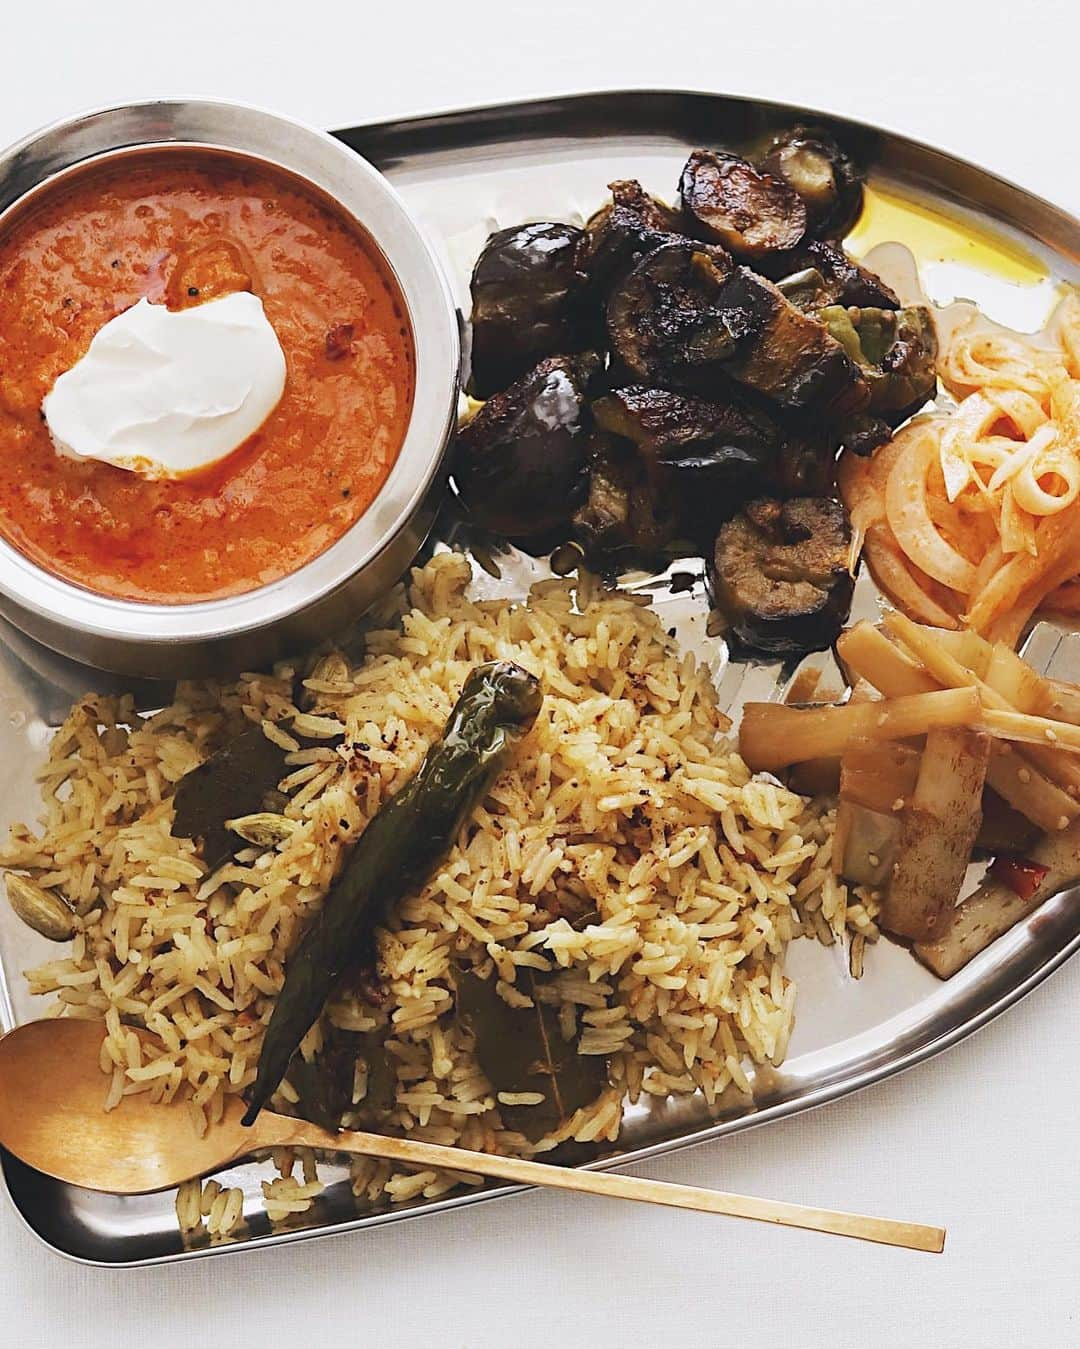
0 1018 255 1193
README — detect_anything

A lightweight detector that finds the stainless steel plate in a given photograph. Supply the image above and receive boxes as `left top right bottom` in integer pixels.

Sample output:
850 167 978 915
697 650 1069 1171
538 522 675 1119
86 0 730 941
2 90 1078 1266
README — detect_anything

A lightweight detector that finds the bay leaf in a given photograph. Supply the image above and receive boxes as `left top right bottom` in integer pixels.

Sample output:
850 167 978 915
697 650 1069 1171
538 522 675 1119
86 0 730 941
287 1026 395 1131
171 727 287 870
455 967 608 1142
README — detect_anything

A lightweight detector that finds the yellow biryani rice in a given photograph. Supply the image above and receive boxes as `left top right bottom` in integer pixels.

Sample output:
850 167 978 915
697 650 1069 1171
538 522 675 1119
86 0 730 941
0 551 878 1238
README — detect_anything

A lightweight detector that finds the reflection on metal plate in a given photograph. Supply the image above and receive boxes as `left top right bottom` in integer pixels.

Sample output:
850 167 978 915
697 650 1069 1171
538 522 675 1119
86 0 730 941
1 90 1078 1264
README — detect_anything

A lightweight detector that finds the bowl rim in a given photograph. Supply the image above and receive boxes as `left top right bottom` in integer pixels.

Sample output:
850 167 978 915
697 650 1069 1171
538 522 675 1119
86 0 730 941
0 97 460 645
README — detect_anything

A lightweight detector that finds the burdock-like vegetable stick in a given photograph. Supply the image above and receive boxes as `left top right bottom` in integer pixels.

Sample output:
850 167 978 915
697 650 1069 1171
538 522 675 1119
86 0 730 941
839 619 1080 825
836 621 937 697
242 661 542 1125
886 611 1080 789
984 747 1078 833
739 687 981 773
916 817 1080 977
1046 679 1080 725
882 726 990 941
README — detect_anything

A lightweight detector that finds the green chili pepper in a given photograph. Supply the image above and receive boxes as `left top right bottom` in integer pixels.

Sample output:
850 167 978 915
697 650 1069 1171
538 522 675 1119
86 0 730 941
242 660 542 1125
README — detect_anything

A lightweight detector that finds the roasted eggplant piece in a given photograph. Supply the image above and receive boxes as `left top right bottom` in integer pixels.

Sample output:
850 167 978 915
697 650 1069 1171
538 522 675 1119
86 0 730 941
590 387 778 545
760 125 864 238
576 179 681 294
593 385 837 525
679 149 806 260
818 304 938 423
768 239 899 311
838 414 893 458
607 243 866 421
709 497 855 654
468 222 585 397
575 388 835 559
453 352 601 539
573 432 673 561
706 266 869 420
606 240 734 381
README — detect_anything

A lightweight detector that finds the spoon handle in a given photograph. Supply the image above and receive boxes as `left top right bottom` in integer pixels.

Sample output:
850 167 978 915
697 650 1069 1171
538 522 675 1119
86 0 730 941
256 1113 944 1252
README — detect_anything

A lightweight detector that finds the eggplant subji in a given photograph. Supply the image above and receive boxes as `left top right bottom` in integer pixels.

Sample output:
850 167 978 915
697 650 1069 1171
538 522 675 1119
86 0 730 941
709 497 855 654
457 128 885 654
819 304 939 424
468 222 585 397
576 179 681 295
453 352 601 539
243 661 542 1125
679 149 806 260
759 125 865 238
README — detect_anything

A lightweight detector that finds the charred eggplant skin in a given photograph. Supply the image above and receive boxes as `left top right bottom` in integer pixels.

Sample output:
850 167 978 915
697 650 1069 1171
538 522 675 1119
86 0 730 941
766 239 899 311
468 222 585 398
679 149 806 260
573 432 669 562
709 266 870 420
760 125 865 238
772 432 841 496
605 240 735 383
453 352 601 539
577 387 837 559
591 386 778 545
607 243 868 421
576 179 681 295
839 414 893 458
709 497 855 655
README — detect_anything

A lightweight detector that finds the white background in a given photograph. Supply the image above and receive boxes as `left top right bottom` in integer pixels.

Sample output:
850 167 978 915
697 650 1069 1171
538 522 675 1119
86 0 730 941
1 2 1078 1345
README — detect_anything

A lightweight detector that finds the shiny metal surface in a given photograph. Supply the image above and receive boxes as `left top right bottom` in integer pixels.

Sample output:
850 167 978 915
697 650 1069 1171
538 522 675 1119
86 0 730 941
1 89 1078 1266
0 99 460 679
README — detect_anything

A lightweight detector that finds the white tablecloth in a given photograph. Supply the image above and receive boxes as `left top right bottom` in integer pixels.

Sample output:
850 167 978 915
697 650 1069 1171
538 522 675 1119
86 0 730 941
2 3 1077 1344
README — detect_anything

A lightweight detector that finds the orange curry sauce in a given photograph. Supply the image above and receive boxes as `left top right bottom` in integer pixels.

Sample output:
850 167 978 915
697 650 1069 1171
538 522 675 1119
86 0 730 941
0 150 414 602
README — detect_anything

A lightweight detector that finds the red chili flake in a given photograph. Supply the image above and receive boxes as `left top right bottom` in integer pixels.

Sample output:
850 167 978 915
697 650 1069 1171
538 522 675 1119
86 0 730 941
325 322 355 360
989 854 1050 902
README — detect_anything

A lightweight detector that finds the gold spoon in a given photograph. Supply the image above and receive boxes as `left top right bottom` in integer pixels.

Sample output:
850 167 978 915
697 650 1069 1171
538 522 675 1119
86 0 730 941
0 1019 944 1251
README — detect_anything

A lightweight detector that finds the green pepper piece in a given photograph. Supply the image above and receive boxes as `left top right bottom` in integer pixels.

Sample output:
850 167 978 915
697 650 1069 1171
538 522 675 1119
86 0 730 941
818 304 938 423
817 304 864 363
242 660 542 1125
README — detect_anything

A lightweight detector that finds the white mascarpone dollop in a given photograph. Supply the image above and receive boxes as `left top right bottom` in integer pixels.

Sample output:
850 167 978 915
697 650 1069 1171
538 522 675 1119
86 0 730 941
42 292 287 479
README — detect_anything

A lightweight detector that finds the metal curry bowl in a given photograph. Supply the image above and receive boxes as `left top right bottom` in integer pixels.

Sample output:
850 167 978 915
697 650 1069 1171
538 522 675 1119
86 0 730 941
0 100 460 679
